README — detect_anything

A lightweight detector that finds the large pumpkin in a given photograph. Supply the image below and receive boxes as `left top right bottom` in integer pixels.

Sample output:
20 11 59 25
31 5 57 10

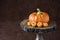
29 8 49 23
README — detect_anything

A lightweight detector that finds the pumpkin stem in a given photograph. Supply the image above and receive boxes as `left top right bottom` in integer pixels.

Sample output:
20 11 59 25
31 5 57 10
37 8 42 15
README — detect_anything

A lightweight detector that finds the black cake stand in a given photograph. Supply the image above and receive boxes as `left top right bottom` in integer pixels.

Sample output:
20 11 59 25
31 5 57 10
20 19 56 40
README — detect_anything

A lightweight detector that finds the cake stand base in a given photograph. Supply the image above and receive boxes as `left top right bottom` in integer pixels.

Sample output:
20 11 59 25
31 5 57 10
36 34 44 40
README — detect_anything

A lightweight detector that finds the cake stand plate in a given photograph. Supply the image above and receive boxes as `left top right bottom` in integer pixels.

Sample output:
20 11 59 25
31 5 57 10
20 19 56 40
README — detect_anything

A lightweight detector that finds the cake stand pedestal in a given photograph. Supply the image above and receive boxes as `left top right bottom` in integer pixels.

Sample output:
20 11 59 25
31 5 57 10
20 19 56 40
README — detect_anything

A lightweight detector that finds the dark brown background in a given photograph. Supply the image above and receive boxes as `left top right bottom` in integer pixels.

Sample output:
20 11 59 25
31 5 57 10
0 0 60 40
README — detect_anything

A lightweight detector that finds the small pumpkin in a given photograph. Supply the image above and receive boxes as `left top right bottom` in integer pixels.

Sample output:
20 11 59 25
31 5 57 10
37 22 42 27
31 22 36 27
29 8 49 23
27 22 31 26
43 22 48 27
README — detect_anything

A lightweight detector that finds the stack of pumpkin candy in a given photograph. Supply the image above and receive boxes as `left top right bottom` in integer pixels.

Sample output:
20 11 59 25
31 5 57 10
27 8 49 28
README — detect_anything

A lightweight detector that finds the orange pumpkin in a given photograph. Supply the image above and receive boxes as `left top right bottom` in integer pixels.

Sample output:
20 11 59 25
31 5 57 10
29 8 49 23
